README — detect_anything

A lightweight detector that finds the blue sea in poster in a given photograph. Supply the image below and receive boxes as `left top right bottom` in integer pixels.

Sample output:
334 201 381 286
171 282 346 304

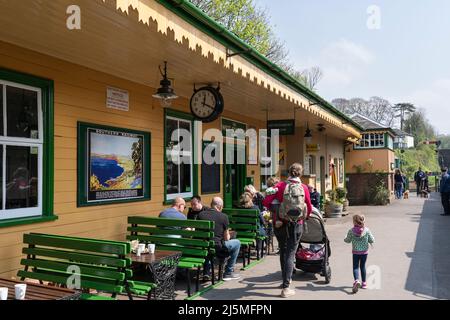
91 157 124 185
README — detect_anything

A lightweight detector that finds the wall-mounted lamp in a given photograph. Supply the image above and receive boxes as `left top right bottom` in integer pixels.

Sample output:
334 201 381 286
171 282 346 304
304 123 313 144
152 61 178 107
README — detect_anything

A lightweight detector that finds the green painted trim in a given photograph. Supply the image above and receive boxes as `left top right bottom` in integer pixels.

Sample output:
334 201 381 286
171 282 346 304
164 108 198 203
155 0 363 133
0 68 55 225
0 215 58 229
183 281 225 300
77 122 151 207
240 258 264 271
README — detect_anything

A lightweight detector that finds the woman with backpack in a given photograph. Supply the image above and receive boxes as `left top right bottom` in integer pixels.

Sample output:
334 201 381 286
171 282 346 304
271 163 312 298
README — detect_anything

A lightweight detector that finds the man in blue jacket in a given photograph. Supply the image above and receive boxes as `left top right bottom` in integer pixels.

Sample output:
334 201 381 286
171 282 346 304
440 167 450 216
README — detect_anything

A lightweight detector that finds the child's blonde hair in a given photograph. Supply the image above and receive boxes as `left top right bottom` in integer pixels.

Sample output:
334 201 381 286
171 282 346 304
353 214 365 227
266 176 280 188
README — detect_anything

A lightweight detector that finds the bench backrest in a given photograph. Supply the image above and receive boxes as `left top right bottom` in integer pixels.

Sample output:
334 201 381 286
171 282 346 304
18 233 132 294
127 216 215 259
222 208 259 239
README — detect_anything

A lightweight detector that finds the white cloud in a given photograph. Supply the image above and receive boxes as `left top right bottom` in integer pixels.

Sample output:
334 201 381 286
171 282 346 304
391 79 450 135
296 39 376 91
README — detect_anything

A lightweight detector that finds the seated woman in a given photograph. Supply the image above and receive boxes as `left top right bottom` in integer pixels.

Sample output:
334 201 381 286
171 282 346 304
239 192 266 237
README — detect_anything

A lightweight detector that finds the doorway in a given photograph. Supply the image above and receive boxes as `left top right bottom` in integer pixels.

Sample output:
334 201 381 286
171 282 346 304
223 143 246 208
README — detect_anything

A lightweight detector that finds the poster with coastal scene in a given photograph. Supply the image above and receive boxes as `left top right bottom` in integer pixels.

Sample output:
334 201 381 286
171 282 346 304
78 123 150 206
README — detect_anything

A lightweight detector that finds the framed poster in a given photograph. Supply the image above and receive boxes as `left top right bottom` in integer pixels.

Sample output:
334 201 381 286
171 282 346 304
77 122 150 206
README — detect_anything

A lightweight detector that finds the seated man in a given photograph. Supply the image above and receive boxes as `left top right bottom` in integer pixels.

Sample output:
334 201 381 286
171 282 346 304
199 197 241 281
159 197 187 239
187 195 208 220
159 197 187 220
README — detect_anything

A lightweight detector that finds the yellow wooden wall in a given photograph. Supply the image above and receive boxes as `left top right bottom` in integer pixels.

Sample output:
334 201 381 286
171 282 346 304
0 41 265 278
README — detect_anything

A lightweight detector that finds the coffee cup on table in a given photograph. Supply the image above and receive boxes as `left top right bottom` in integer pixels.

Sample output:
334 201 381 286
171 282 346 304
148 244 155 254
137 243 145 256
14 284 26 300
0 287 8 300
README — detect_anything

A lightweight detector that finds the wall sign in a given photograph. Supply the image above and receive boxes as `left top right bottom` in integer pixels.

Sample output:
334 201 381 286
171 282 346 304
107 86 129 111
77 122 150 206
267 120 295 135
306 144 320 152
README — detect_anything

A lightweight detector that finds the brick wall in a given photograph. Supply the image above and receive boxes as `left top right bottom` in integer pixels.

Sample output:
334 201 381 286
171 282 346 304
347 173 394 206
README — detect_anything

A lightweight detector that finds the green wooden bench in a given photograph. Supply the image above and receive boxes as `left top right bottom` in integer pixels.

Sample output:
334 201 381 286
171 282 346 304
126 216 215 297
222 208 266 268
18 233 156 300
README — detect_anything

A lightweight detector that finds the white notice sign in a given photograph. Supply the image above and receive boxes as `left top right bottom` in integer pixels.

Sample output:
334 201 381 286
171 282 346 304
107 87 129 111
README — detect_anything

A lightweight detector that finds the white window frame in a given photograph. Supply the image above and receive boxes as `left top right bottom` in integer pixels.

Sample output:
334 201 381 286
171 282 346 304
356 133 385 149
0 80 43 220
260 134 274 191
166 116 193 201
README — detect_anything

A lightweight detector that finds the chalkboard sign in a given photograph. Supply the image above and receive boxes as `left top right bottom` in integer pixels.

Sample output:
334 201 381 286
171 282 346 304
201 141 221 194
267 119 295 135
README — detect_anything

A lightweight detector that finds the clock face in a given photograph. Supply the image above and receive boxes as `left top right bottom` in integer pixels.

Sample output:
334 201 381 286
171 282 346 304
190 87 223 122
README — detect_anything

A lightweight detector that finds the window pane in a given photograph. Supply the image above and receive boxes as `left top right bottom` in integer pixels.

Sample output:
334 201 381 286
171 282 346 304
165 118 178 149
6 145 38 209
6 86 39 139
180 162 192 193
179 120 191 153
0 85 3 135
166 159 179 195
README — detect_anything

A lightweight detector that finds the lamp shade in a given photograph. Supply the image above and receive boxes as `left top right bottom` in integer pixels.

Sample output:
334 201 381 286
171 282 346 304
304 126 313 144
153 61 178 101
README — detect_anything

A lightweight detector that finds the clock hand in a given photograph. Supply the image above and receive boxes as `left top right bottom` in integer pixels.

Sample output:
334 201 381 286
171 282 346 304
203 103 215 110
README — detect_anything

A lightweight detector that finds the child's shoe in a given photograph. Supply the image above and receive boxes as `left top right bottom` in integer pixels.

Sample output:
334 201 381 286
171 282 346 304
352 280 361 293
361 282 368 289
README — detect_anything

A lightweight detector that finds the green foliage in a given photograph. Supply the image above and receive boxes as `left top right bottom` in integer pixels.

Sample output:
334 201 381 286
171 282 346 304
366 173 390 206
189 0 321 89
353 165 364 173
370 184 391 206
190 0 273 56
403 109 436 147
396 144 439 179
326 188 347 205
335 187 348 201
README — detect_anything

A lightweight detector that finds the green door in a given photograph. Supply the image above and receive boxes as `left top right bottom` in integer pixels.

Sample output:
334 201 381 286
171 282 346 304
224 144 246 208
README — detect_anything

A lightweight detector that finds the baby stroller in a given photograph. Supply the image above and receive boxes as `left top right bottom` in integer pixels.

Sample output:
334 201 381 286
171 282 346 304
295 207 332 284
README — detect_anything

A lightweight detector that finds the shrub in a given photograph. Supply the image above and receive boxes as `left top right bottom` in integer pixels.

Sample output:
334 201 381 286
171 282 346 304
366 174 390 206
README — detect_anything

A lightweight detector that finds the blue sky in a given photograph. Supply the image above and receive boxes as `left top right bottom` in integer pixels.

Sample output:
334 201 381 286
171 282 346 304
256 0 450 134
91 133 138 157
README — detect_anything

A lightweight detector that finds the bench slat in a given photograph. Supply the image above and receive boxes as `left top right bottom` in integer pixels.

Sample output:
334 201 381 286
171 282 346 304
17 270 124 293
128 217 213 230
126 235 210 248
20 259 127 281
22 247 131 268
24 234 129 255
127 226 214 239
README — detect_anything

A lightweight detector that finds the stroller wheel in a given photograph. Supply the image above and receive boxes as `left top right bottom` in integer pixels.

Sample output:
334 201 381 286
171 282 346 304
324 266 331 284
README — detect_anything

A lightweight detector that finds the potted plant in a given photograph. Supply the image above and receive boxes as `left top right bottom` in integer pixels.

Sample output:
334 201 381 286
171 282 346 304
325 189 343 218
336 187 349 211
